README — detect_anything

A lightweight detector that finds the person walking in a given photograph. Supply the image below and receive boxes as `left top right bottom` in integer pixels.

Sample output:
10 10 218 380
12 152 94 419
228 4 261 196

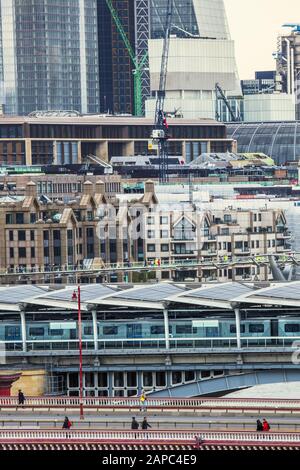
256 419 263 431
139 391 147 412
141 417 152 430
62 416 72 438
131 416 139 439
62 416 72 429
18 389 25 407
141 416 152 439
262 418 270 431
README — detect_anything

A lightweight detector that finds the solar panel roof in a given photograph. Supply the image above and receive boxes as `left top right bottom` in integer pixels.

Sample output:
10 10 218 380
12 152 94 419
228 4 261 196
0 285 46 304
110 283 186 302
41 284 117 302
184 283 254 301
253 284 300 300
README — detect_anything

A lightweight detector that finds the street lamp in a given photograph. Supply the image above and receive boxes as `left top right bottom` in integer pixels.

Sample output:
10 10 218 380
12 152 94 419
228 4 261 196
72 286 84 419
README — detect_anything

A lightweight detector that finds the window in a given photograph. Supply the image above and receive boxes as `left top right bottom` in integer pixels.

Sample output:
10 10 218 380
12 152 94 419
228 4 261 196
147 216 154 225
53 230 61 240
160 230 169 238
161 244 169 252
103 326 118 335
30 230 35 241
29 327 45 336
49 329 63 336
31 247 35 258
84 326 93 336
147 230 155 239
176 325 192 335
9 247 14 258
224 214 232 223
160 216 168 224
150 325 165 335
18 231 26 241
16 213 24 224
235 241 243 249
9 231 14 241
6 214 13 224
147 244 156 252
18 247 26 258
284 323 300 333
30 213 36 224
249 323 264 333
5 326 21 340
230 324 246 334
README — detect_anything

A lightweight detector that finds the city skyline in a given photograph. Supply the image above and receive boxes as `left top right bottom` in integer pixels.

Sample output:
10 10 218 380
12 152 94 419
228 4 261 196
225 0 300 79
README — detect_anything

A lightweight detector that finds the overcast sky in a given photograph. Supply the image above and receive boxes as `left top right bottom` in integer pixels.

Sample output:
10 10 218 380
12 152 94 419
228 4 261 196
225 0 300 79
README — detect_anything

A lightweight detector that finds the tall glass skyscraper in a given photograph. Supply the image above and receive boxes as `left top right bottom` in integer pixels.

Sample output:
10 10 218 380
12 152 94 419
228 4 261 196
0 0 99 115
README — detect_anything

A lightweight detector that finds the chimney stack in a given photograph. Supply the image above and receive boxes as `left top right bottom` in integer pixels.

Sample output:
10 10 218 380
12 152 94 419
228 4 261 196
83 180 93 195
25 181 37 197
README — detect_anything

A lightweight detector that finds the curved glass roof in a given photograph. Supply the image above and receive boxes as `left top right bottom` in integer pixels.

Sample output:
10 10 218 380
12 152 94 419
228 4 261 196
227 121 300 165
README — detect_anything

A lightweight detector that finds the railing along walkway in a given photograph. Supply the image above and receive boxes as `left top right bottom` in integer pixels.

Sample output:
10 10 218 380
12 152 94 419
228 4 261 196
1 396 300 411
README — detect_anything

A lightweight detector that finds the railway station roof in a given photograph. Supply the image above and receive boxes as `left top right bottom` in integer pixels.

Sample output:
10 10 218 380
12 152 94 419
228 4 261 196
236 281 300 308
0 281 300 312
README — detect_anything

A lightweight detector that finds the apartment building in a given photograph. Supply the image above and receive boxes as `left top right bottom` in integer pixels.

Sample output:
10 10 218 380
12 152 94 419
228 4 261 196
0 179 290 283
144 199 290 282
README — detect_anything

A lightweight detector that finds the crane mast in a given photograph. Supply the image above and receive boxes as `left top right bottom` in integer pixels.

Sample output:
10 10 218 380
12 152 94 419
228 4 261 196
151 0 174 183
105 0 147 116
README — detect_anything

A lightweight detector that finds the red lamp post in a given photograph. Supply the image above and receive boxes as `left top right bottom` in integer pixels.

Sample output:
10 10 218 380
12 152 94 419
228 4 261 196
72 286 84 419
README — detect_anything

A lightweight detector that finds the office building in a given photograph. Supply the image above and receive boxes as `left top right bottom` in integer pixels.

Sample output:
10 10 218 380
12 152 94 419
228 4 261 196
0 115 235 165
145 0 241 120
97 0 135 114
97 1 240 117
0 0 100 115
276 26 300 119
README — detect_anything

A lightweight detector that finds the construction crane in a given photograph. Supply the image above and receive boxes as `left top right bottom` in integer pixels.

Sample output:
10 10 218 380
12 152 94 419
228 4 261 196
151 0 174 184
105 0 148 116
215 83 241 122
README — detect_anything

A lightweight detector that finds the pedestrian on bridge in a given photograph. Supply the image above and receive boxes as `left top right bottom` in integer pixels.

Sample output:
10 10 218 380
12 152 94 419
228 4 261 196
139 391 147 412
262 419 270 431
62 416 72 430
141 417 151 439
141 417 151 430
131 416 139 439
256 419 263 431
18 389 25 407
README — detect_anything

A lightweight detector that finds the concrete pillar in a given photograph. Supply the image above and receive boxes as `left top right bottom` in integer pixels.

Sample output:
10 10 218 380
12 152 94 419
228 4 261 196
94 141 108 162
108 371 113 397
137 371 143 395
25 139 32 165
77 141 82 164
163 308 170 349
92 310 98 351
123 141 134 156
234 307 241 349
20 311 27 352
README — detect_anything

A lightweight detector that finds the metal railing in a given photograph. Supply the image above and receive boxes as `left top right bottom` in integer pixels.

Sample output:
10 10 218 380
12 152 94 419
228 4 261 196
1 252 298 278
2 336 300 353
0 429 299 444
1 396 300 410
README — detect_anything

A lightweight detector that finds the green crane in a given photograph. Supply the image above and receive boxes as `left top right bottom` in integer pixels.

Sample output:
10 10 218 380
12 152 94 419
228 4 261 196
105 0 148 116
